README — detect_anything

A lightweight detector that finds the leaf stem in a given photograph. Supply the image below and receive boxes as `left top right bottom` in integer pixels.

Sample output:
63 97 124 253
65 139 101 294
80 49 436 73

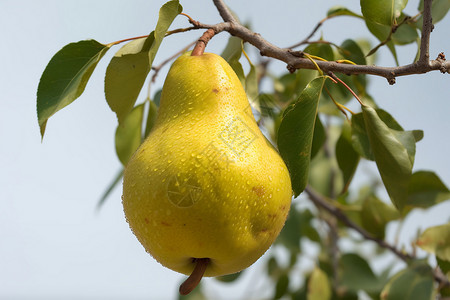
303 53 323 76
329 72 365 106
107 35 149 47
180 12 196 23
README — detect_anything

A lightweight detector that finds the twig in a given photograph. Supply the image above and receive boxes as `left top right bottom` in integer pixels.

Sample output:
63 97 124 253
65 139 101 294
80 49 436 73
288 18 326 49
305 186 450 288
289 10 364 49
305 186 412 262
419 0 433 64
212 0 237 23
366 15 413 58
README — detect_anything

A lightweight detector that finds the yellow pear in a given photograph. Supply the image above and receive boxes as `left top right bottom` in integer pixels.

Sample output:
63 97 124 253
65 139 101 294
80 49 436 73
122 51 292 290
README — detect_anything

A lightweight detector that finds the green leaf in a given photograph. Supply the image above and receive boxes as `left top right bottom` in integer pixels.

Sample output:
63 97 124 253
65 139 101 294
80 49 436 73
307 267 331 300
96 168 124 209
361 196 400 238
274 273 290 299
374 109 403 130
412 129 424 142
417 223 450 262
243 51 260 117
258 93 278 119
267 256 280 277
356 39 377 66
115 104 145 166
340 253 384 293
327 6 363 18
392 19 419 45
303 43 334 61
245 58 258 104
148 0 183 65
276 208 302 250
336 122 360 193
178 282 206 300
351 112 375 160
380 262 434 300
221 36 245 86
229 60 246 87
299 210 321 242
105 39 151 124
37 40 110 138
340 39 367 65
221 36 242 62
310 117 326 160
273 71 315 107
360 0 407 26
338 40 368 93
309 150 343 198
144 100 158 138
105 0 182 123
362 105 414 210
352 108 423 161
215 271 242 283
416 0 450 28
278 77 326 197
277 208 320 250
405 171 450 210
292 284 308 300
437 256 450 276
153 88 163 106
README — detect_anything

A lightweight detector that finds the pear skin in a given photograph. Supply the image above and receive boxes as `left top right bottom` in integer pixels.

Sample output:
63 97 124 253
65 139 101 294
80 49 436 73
122 52 292 277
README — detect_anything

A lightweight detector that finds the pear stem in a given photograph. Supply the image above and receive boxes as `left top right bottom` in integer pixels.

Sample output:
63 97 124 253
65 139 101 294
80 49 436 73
191 29 216 56
179 258 210 295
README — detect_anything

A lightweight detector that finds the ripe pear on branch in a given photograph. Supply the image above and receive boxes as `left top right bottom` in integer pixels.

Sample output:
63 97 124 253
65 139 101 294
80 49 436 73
122 30 293 295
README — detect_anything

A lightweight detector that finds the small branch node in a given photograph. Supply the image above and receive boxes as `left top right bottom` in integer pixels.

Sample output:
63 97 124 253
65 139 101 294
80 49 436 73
287 64 296 73
287 49 304 58
388 72 396 85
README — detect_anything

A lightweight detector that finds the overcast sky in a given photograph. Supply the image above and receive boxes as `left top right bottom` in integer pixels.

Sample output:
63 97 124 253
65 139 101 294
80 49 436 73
1 1 449 299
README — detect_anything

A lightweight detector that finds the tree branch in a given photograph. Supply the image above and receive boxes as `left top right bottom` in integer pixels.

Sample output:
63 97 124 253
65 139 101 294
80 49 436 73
304 186 413 262
419 0 433 64
184 1 448 84
212 0 238 23
305 186 450 289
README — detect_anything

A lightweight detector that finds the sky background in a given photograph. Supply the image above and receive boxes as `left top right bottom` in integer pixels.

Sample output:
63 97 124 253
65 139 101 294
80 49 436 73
1 1 449 299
